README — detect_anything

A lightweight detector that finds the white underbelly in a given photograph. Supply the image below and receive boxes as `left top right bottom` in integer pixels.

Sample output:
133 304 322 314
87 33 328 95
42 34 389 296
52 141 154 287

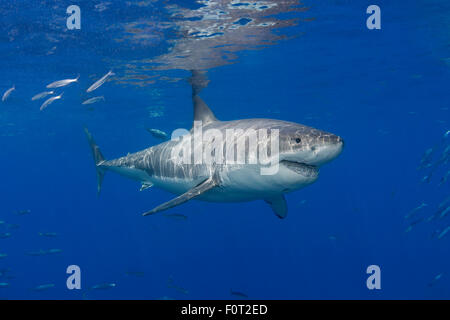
110 163 317 203
209 164 317 201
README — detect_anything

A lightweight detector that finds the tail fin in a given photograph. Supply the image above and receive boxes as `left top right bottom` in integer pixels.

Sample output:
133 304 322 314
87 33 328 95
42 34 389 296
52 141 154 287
84 127 106 196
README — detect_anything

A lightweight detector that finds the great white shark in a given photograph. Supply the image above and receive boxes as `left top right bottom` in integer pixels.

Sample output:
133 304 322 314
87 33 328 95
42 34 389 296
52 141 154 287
85 81 344 219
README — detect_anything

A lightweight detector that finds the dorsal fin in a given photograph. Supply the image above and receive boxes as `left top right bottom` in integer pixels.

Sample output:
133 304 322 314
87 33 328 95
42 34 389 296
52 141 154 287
193 95 218 126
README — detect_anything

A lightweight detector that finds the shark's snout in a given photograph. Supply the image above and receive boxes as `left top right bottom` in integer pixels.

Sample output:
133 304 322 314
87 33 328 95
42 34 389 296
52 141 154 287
332 134 344 145
328 134 344 153
333 134 344 150
311 134 344 166
316 132 343 147
338 136 344 152
333 135 344 149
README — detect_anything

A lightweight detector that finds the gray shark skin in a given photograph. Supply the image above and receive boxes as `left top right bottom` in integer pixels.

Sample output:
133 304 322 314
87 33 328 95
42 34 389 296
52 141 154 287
85 86 344 219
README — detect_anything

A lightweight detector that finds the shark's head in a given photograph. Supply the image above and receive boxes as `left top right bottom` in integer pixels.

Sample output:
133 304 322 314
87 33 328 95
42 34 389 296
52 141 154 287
277 121 344 167
261 120 344 186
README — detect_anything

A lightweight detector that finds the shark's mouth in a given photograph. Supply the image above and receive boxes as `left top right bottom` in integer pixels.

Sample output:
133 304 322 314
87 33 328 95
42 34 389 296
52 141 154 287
280 160 319 177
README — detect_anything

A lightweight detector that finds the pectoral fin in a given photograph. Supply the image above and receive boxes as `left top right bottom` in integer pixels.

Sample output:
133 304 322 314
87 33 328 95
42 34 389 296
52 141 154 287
264 195 288 219
142 175 219 216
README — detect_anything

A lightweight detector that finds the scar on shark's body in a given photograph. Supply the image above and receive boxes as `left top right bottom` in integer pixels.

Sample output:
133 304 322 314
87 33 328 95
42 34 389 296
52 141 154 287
85 70 344 218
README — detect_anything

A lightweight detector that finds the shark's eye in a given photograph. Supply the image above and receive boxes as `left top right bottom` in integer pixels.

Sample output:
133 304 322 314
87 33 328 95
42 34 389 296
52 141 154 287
295 138 301 143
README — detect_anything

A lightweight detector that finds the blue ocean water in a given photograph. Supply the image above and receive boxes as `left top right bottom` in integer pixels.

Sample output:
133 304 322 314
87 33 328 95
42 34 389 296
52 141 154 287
0 0 449 299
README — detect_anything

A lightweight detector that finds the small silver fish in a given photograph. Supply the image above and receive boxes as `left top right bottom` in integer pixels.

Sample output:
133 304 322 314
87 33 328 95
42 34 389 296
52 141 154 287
47 248 62 254
0 283 9 288
16 209 31 215
0 253 7 259
46 75 79 88
230 290 249 298
404 217 423 233
86 70 115 92
437 226 450 239
31 91 54 101
439 206 450 219
428 196 450 221
428 273 443 287
405 202 427 219
26 249 47 256
40 93 63 111
38 232 57 237
33 284 55 291
418 148 434 169
421 173 432 183
82 96 105 105
140 182 154 191
146 128 168 139
2 85 15 102
90 283 116 290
